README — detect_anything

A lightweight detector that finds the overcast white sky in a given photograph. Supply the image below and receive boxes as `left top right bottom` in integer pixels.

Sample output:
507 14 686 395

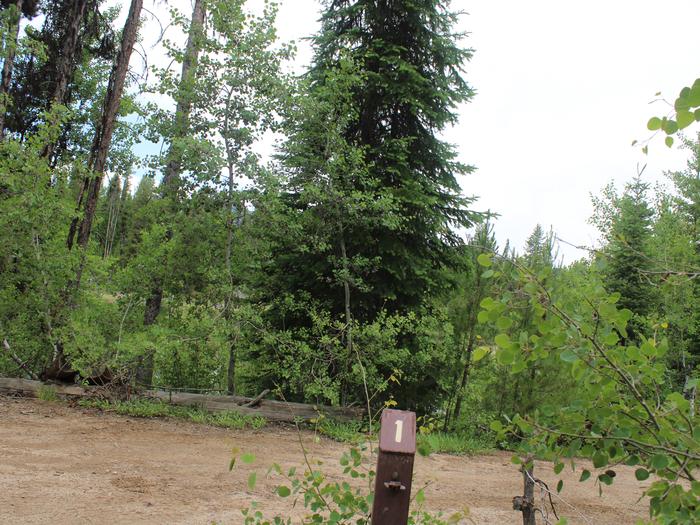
131 0 700 262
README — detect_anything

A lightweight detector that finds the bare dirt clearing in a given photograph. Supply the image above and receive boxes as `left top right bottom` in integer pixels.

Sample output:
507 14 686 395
0 397 647 524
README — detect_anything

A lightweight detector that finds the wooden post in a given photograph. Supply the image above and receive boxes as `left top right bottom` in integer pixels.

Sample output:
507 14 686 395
512 456 536 525
371 409 416 525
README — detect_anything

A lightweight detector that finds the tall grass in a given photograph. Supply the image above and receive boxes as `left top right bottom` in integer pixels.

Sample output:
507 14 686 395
36 385 58 402
78 398 266 430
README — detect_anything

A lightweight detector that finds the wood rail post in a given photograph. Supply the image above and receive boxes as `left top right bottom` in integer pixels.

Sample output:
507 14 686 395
371 409 416 525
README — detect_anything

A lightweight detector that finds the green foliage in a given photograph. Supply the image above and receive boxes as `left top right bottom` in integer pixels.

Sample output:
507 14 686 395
235 445 472 524
308 0 481 312
481 255 700 524
315 418 366 444
36 384 58 402
592 177 655 326
648 79 700 148
78 398 266 430
415 432 493 457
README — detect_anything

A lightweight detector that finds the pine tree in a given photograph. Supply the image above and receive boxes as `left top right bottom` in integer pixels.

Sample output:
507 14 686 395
592 176 655 342
308 0 480 315
602 177 654 320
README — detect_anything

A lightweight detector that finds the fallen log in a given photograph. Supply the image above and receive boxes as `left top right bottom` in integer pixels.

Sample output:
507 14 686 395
0 377 363 423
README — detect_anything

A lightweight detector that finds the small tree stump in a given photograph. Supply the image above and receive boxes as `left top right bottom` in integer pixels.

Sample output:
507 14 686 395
512 456 536 525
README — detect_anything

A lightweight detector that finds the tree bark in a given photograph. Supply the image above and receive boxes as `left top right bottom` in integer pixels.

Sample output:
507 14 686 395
134 288 161 386
40 0 90 160
50 0 90 108
0 0 23 137
512 457 537 525
67 0 143 257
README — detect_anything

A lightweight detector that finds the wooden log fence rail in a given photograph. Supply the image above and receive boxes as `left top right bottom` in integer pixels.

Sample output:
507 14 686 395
0 377 363 424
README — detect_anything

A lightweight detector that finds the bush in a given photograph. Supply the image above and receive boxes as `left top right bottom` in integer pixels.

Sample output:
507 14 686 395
235 444 473 524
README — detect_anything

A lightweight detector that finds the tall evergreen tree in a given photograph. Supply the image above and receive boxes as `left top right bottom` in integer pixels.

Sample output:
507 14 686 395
600 177 654 321
305 0 480 316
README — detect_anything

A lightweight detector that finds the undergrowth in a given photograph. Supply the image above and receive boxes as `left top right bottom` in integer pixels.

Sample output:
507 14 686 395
78 398 266 430
416 432 493 456
315 417 494 456
36 385 58 402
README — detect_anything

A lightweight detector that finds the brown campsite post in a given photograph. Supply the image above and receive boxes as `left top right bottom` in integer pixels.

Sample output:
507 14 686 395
371 409 416 525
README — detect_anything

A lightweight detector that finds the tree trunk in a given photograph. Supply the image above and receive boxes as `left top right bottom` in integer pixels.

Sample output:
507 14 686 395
45 0 142 382
226 315 237 395
223 133 237 395
0 0 23 137
140 0 206 340
51 0 90 106
338 229 354 406
135 288 161 386
451 330 476 425
451 271 484 426
339 232 353 357
512 457 536 525
161 0 204 192
69 0 143 257
40 0 90 160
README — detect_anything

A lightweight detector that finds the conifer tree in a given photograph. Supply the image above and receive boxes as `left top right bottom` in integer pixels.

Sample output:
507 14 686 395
307 0 480 315
600 177 655 325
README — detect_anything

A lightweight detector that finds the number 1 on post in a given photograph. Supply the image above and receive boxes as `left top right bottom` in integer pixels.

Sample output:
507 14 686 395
394 419 403 443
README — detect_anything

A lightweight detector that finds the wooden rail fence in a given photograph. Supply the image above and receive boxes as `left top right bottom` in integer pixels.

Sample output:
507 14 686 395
0 377 363 423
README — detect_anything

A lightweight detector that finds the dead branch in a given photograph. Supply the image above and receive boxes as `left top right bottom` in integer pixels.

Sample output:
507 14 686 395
1 339 39 380
239 388 270 408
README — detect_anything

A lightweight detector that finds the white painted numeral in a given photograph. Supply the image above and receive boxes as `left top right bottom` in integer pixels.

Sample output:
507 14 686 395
394 420 403 443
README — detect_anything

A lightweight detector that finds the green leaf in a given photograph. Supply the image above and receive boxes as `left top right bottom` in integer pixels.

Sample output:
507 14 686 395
496 347 517 366
556 479 563 493
277 485 291 497
598 473 613 485
579 469 591 482
495 334 511 349
247 471 257 491
496 316 513 330
665 136 674 148
554 462 564 475
677 110 695 129
650 454 669 470
416 488 425 505
647 117 662 130
635 468 650 481
592 451 607 469
477 253 492 267
472 346 490 363
663 119 679 134
625 455 640 467
241 453 256 464
559 349 579 363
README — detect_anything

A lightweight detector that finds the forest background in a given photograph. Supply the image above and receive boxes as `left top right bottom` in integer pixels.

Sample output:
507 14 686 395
1 1 699 523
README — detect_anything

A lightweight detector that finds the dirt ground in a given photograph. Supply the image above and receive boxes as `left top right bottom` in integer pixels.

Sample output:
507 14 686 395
0 397 648 524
